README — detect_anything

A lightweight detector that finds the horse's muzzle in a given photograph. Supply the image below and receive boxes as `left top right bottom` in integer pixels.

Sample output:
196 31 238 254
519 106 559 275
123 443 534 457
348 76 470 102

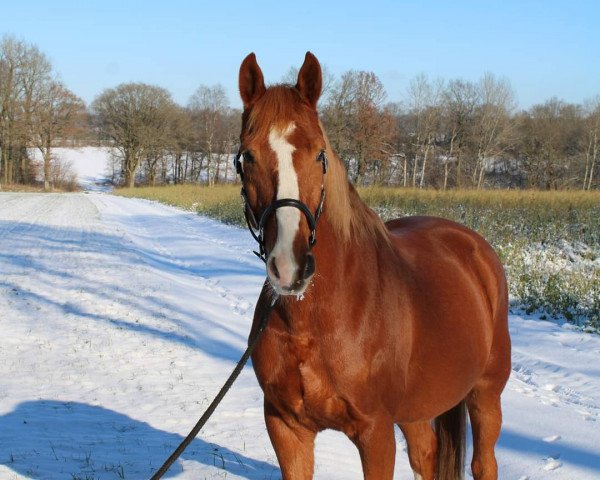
267 252 315 296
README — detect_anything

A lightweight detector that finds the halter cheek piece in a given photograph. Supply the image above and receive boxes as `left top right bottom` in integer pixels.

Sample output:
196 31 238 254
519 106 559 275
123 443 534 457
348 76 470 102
234 149 328 263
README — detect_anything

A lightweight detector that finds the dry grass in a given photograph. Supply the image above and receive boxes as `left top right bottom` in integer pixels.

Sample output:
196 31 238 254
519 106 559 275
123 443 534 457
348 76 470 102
0 183 81 193
359 187 600 246
116 184 244 225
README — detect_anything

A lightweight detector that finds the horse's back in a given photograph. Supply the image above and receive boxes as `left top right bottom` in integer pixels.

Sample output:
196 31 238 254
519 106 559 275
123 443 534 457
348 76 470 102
386 216 506 294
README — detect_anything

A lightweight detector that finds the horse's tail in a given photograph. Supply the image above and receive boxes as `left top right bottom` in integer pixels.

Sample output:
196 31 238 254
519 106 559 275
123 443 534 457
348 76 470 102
434 400 467 480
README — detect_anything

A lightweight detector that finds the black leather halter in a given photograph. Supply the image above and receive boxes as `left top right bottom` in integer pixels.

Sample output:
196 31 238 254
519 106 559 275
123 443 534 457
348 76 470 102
234 149 328 263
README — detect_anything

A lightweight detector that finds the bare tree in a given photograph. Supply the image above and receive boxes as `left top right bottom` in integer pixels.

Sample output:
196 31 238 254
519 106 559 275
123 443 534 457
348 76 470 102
582 97 600 190
405 74 444 187
471 73 516 188
441 79 479 189
321 71 355 169
188 84 230 185
322 70 391 185
32 80 85 190
517 99 585 189
92 83 177 187
0 36 52 186
169 106 194 184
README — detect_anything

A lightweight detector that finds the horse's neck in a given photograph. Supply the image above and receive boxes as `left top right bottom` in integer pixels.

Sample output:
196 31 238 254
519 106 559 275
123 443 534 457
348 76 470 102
276 175 392 333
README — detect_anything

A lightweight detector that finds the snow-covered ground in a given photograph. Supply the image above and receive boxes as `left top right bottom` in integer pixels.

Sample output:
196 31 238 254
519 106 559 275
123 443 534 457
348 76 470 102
1 154 599 479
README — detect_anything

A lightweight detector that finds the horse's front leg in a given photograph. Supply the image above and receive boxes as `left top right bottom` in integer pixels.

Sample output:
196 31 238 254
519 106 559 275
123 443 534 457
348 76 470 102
352 415 396 480
265 401 316 480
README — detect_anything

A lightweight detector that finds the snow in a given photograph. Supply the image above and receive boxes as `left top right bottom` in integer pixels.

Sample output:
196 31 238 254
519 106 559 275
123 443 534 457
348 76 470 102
0 191 599 478
28 147 113 190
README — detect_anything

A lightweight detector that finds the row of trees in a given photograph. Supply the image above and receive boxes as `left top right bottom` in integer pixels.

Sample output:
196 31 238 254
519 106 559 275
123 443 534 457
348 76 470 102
2 36 598 190
0 36 85 189
93 70 599 190
92 83 239 188
322 71 599 190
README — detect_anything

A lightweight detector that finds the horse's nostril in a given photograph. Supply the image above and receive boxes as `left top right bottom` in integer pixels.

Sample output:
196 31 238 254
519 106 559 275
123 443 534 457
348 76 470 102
269 258 281 280
303 254 315 279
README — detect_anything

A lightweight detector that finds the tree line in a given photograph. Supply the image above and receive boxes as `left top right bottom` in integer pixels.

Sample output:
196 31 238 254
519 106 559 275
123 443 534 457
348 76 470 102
0 36 86 190
1 36 598 190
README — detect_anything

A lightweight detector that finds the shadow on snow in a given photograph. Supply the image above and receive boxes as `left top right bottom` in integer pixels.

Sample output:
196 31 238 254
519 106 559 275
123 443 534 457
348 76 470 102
496 427 600 475
0 218 263 363
0 400 278 479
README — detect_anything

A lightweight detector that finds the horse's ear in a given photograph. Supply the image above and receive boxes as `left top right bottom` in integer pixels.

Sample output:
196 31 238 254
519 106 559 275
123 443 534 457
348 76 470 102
239 53 266 109
296 52 322 109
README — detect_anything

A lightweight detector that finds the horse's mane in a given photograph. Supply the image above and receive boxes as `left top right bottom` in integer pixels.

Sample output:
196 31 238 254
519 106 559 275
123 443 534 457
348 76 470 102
247 85 391 247
320 126 392 247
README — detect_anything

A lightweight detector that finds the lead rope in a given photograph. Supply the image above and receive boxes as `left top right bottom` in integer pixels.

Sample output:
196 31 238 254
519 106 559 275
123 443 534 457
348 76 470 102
149 294 279 480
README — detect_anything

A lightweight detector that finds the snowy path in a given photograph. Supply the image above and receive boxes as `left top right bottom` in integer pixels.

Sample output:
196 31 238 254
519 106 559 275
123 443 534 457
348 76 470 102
0 192 599 479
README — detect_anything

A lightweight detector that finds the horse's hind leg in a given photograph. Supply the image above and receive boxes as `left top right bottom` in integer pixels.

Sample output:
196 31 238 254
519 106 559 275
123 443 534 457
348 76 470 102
466 386 503 480
399 421 436 480
466 334 511 479
264 401 316 480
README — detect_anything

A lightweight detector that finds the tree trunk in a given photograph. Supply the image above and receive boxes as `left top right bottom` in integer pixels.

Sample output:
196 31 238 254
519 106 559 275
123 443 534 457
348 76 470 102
43 141 52 191
7 149 13 183
444 135 455 191
126 169 135 188
583 156 590 189
224 152 230 183
214 154 221 184
184 152 189 183
419 142 430 188
443 163 449 190
412 155 419 187
477 163 485 189
355 157 363 186
1 145 7 185
588 133 597 190
124 150 140 188
206 153 214 186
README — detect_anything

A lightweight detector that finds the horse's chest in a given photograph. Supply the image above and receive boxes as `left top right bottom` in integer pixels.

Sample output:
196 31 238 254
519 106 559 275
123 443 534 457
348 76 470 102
258 334 353 432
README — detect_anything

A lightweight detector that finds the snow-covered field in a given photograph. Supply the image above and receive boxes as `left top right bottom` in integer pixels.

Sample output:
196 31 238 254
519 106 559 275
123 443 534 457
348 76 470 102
28 147 114 191
0 159 599 479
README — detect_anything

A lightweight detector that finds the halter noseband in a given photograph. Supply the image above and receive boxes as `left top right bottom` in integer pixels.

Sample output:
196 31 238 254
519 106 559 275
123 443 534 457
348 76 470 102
234 149 327 263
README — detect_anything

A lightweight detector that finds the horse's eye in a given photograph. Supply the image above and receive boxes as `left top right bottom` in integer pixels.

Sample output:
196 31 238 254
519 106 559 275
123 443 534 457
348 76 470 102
242 151 254 163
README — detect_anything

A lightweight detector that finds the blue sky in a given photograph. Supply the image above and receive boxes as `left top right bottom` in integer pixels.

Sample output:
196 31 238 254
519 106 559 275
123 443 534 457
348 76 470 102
1 0 598 109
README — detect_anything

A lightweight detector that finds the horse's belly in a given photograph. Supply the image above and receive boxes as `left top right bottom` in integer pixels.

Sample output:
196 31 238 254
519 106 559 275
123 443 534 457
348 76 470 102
395 335 491 422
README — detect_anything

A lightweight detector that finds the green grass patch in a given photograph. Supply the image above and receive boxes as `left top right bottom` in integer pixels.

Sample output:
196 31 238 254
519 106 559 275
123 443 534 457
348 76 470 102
115 185 599 331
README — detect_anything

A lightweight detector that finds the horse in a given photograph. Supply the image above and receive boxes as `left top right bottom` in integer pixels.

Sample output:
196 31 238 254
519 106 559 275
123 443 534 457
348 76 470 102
236 52 511 480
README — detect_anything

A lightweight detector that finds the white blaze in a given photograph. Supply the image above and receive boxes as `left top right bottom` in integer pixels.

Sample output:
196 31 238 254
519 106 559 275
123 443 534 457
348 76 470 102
268 123 299 286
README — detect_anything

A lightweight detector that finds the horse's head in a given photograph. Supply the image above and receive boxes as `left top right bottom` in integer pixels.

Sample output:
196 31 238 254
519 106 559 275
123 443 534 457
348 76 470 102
237 52 327 297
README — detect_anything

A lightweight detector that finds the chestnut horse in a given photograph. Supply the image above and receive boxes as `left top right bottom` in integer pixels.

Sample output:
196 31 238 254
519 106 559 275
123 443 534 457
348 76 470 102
238 52 511 480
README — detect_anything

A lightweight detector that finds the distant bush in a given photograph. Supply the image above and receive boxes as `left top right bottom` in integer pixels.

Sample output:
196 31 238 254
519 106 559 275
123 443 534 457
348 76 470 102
49 158 79 192
115 185 600 331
